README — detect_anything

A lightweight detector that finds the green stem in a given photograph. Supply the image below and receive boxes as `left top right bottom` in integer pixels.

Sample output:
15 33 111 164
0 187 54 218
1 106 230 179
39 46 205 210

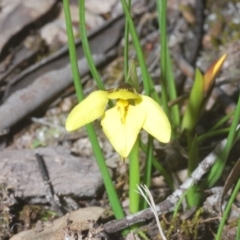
86 125 125 220
156 0 169 116
156 0 179 136
121 0 150 95
79 0 105 90
140 135 153 210
124 0 131 80
236 214 240 240
129 138 140 213
63 0 83 100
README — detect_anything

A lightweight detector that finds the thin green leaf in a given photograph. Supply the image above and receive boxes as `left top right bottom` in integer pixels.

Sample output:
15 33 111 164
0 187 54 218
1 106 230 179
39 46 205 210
206 94 240 187
173 188 190 218
220 158 240 213
187 135 202 207
216 178 240 240
197 128 230 144
166 49 180 135
181 68 204 132
209 111 234 131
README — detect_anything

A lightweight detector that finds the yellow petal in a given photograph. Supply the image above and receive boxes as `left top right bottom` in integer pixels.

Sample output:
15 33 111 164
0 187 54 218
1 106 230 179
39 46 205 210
101 105 145 158
66 90 109 131
108 89 140 100
136 95 171 143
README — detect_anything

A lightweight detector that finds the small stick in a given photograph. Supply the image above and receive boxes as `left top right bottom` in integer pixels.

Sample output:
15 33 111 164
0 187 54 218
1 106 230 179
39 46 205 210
35 153 63 216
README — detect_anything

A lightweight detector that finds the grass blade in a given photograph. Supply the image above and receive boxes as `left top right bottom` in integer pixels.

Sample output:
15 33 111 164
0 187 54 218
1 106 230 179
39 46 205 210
206 94 240 187
79 0 105 90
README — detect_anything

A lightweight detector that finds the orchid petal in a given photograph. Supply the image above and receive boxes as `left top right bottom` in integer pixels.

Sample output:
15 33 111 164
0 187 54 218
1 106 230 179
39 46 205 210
108 89 140 100
66 90 109 131
136 95 171 143
101 105 145 158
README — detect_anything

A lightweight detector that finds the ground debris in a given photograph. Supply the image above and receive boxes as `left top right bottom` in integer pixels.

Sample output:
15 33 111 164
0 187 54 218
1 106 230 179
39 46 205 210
10 207 105 240
0 147 103 200
0 183 16 240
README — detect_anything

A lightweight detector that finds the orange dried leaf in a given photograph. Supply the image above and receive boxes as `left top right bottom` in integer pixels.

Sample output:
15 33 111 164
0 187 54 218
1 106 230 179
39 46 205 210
203 54 227 93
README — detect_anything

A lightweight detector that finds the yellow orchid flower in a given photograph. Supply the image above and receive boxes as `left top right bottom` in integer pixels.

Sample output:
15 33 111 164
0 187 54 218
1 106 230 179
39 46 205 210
66 84 171 158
